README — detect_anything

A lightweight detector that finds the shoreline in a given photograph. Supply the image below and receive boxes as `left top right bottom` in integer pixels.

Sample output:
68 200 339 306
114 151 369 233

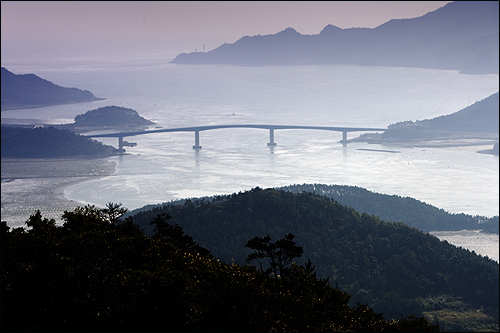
350 135 498 154
1 157 116 227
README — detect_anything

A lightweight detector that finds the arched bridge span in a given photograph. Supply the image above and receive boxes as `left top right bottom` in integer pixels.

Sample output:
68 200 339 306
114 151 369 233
85 124 387 153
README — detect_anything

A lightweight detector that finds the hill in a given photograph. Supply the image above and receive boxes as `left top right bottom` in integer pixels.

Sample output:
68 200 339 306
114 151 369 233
1 206 439 332
1 67 104 110
128 188 499 331
277 184 499 234
170 1 499 74
0 126 119 158
353 92 500 151
387 92 499 133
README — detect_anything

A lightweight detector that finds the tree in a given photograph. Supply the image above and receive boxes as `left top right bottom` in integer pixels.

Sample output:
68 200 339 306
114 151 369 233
245 233 303 278
101 202 127 224
149 213 212 258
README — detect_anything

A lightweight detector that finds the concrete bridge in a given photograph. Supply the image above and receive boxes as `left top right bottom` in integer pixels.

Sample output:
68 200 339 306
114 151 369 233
85 124 387 153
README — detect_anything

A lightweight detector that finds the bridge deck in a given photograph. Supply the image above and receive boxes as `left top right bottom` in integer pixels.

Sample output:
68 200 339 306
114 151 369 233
86 124 387 138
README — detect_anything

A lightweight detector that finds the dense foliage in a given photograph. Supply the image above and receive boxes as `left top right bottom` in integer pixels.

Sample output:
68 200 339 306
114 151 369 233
1 67 103 110
129 188 499 330
1 126 119 158
278 184 499 234
73 105 155 127
1 205 439 332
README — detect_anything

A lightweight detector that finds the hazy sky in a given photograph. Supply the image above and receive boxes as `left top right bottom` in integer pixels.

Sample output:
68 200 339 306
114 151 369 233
1 1 452 61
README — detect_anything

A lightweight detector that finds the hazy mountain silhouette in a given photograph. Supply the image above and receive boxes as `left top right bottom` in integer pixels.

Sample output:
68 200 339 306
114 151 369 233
1 67 104 110
171 1 498 74
416 92 499 133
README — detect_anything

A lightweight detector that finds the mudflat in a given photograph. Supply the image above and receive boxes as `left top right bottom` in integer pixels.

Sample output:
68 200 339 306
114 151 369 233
1 157 116 227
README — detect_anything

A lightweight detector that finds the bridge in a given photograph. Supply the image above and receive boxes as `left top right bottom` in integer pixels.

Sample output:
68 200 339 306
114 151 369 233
85 124 387 153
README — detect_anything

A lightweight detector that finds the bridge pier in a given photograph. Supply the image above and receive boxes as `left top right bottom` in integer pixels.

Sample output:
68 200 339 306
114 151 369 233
342 131 348 146
118 136 125 154
193 130 202 149
268 128 277 147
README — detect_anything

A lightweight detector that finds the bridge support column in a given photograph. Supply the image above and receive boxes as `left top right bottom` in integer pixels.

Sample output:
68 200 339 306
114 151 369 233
268 128 277 147
193 130 202 149
118 136 125 154
342 131 347 146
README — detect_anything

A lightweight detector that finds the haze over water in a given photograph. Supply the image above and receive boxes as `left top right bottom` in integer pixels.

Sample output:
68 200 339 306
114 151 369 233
2 42 499 263
2 55 498 217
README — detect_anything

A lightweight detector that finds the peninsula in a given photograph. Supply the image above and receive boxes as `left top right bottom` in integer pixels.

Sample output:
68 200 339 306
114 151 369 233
351 92 500 154
1 67 104 111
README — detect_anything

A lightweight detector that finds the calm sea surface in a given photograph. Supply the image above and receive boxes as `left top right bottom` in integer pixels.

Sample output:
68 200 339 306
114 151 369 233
1 55 498 261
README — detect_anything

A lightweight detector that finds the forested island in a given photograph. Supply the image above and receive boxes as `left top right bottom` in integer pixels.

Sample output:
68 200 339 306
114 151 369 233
128 188 499 331
1 67 104 110
170 1 498 75
1 126 119 158
68 105 155 130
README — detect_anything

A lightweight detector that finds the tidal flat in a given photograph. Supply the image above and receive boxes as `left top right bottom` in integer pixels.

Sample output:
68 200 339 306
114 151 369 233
1 157 115 227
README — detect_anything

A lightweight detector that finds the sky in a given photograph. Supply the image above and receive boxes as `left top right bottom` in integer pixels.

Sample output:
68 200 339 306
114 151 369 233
1 1 452 61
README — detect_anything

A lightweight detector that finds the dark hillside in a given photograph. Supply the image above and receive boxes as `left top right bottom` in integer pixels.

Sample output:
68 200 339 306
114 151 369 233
278 184 499 234
1 67 104 110
1 207 439 332
1 126 119 158
129 188 499 328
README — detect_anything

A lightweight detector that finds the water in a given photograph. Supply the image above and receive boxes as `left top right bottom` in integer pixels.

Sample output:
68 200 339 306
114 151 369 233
1 56 498 260
429 230 499 263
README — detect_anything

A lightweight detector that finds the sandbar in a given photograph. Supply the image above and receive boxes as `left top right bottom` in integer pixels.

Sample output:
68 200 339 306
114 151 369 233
1 157 115 227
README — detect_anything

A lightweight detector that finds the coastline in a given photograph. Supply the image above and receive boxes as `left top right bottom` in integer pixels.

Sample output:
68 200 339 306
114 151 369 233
349 135 498 154
1 157 116 228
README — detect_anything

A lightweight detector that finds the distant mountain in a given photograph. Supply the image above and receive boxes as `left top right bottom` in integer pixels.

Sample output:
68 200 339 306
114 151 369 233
1 67 104 110
171 1 499 74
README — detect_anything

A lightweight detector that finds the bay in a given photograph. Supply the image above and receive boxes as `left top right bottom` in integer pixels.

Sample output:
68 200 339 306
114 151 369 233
1 56 498 261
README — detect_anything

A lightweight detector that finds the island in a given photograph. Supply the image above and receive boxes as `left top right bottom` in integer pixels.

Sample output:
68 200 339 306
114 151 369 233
1 67 105 111
65 105 155 132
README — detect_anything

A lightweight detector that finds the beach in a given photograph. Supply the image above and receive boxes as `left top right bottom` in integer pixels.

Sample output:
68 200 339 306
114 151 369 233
1 157 115 228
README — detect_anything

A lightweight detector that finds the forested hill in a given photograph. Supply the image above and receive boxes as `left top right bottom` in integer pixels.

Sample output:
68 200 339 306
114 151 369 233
1 67 104 110
129 188 499 330
278 184 499 234
1 207 440 332
1 126 119 158
170 1 498 74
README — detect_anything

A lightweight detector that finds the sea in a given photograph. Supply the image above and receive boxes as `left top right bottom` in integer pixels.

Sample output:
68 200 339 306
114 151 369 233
1 53 499 261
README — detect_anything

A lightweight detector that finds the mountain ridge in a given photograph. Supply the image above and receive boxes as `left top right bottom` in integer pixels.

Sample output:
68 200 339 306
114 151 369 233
171 1 498 74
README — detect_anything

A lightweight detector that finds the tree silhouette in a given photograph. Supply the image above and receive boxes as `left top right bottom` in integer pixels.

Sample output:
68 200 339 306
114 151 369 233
245 233 303 278
101 202 127 224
